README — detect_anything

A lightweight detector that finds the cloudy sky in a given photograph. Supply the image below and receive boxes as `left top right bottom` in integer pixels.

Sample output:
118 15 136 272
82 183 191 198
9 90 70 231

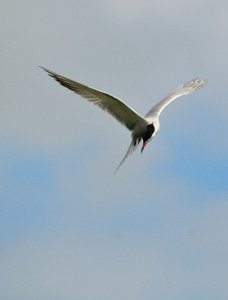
0 0 228 299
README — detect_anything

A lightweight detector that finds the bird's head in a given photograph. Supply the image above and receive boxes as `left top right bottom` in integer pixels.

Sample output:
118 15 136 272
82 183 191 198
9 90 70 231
141 123 155 153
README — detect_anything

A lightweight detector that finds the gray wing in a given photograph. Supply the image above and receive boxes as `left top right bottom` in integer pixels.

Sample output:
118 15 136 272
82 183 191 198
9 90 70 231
41 67 145 131
145 78 207 120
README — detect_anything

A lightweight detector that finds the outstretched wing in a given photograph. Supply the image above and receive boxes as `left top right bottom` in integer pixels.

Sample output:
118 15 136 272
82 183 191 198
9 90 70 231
145 78 207 120
41 67 145 131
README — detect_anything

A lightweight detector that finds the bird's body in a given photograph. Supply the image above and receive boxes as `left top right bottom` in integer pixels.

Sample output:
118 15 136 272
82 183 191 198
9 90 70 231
41 67 207 173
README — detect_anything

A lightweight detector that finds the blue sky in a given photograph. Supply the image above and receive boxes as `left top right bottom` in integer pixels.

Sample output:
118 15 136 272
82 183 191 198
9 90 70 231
0 1 228 299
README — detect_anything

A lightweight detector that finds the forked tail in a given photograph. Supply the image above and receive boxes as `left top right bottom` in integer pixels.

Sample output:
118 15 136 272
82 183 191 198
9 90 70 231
114 139 138 174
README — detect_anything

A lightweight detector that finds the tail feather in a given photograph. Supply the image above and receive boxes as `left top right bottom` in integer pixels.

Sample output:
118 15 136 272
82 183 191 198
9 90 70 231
114 139 138 174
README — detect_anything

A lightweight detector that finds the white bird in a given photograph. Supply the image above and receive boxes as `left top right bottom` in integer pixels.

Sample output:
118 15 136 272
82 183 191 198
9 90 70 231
41 67 207 173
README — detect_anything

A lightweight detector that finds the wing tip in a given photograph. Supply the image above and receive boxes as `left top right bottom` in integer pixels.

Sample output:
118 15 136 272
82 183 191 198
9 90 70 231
39 66 49 73
39 66 55 77
183 77 208 92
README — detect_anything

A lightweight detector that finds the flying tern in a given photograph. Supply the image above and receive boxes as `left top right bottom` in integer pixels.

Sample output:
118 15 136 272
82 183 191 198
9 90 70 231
41 67 207 173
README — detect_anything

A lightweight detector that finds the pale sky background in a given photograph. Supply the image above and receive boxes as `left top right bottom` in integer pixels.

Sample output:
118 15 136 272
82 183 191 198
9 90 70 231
0 0 228 299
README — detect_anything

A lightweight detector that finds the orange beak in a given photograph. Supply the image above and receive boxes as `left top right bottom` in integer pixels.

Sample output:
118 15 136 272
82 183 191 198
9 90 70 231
141 141 148 153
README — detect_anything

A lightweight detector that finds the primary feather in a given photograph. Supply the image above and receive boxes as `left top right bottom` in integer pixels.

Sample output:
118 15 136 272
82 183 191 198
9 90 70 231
145 77 207 121
40 67 145 131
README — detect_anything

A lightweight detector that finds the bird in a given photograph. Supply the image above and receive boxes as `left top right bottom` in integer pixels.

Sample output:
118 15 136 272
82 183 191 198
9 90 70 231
41 67 207 173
